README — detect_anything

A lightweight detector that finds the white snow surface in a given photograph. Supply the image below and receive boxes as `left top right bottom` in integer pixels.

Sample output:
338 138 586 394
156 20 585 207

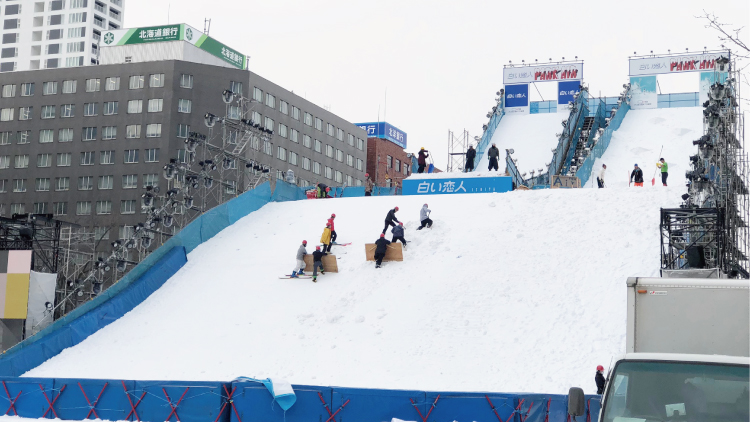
586 107 703 188
476 113 564 174
25 185 686 394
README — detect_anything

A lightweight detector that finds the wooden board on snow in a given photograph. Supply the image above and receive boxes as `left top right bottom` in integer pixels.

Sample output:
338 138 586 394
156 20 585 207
364 243 404 262
303 254 339 273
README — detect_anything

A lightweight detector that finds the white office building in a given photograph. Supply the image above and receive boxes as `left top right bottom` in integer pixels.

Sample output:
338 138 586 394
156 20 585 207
1 0 124 72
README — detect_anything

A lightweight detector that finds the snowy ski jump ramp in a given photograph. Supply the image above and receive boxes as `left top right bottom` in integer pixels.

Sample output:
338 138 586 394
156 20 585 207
24 185 687 395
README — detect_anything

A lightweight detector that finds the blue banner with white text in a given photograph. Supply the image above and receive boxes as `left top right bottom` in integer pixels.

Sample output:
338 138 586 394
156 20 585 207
403 177 513 195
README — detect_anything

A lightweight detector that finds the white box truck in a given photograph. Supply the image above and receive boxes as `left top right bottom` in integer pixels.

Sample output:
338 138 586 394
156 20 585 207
569 277 750 422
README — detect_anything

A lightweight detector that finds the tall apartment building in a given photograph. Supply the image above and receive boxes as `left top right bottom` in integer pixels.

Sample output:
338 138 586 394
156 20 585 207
1 0 124 72
0 25 368 266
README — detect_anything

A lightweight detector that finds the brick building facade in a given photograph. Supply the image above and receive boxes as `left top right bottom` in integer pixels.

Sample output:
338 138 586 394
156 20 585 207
366 137 411 189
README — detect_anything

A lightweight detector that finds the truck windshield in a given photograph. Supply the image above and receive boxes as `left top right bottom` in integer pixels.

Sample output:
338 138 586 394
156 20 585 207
601 361 748 422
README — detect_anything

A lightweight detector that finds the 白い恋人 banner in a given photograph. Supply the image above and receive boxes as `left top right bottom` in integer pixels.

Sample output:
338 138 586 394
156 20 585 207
504 84 529 115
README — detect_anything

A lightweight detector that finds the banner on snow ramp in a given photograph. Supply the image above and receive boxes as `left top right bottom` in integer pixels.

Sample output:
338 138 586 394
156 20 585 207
504 84 530 114
629 75 658 110
403 176 513 195
629 51 730 76
504 62 583 84
558 80 581 113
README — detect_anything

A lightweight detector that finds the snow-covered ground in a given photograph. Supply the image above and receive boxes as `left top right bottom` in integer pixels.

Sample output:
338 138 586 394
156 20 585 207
476 113 564 174
25 185 685 394
585 107 703 188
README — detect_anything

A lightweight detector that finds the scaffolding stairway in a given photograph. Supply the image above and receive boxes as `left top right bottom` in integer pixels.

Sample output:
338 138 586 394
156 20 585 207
567 116 596 176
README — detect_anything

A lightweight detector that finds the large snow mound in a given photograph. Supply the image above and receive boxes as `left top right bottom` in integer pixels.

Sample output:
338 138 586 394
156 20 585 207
586 107 703 188
25 186 685 394
476 113 563 173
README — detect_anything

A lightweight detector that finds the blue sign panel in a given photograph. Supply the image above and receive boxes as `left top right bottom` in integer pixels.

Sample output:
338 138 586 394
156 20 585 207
402 176 513 195
504 84 529 108
557 80 581 106
354 122 407 149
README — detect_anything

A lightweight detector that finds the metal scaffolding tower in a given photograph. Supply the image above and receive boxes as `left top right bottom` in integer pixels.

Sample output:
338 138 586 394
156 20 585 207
447 130 470 173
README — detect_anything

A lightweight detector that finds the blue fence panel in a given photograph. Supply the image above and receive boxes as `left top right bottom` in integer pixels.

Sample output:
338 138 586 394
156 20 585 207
331 387 425 422
340 186 365 197
0 377 54 419
428 392 519 422
270 181 307 202
530 101 557 114
133 381 227 422
657 92 699 108
231 383 331 422
373 186 397 196
52 379 134 421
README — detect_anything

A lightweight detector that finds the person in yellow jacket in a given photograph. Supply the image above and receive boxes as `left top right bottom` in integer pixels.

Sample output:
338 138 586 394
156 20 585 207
320 223 333 252
656 158 668 186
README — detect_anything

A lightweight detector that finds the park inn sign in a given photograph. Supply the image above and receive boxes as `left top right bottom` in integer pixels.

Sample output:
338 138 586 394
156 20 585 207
102 24 248 70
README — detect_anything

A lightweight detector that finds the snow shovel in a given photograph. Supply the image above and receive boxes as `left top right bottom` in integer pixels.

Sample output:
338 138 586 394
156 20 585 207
651 145 664 186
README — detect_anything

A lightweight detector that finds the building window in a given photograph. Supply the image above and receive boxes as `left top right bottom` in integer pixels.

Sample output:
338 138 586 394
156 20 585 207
85 78 100 92
357 138 365 150
289 151 298 166
0 108 13 121
325 144 334 158
326 123 335 136
0 132 10 145
41 105 55 119
324 166 332 179
16 131 29 144
33 203 49 214
103 101 118 115
290 128 299 143
78 176 93 190
356 158 363 171
129 75 144 89
102 126 117 140
252 87 262 101
80 151 95 165
147 99 163 112
14 155 29 169
35 178 50 191
60 104 75 118
96 200 112 215
334 171 343 183
126 125 141 139
43 81 58 95
143 173 158 187
228 106 240 119
56 153 71 167
69 12 86 24
54 202 67 216
62 80 77 94
263 116 274 131
105 77 120 91
302 157 311 171
124 149 139 163
265 93 275 108
68 27 85 38
263 140 272 156
336 149 344 162
10 204 25 215
55 177 70 191
76 201 91 215
279 100 288 115
120 200 136 214
292 106 300 120
0 156 8 169
178 99 192 113
304 112 313 126
145 124 161 137
312 162 321 175
149 73 165 88
303 135 311 148
347 133 355 146
278 124 288 138
180 74 193 89
66 41 85 53
127 99 142 114
82 127 97 141
1 85 15 98
277 147 286 161
12 179 26 192
84 102 98 116
314 139 322 153
346 154 354 167
144 148 159 162
336 128 344 141
100 150 114 165
122 174 137 188
39 130 54 144
387 155 392 168
176 124 189 139
314 118 323 131
19 106 32 120
21 83 34 96
58 128 73 142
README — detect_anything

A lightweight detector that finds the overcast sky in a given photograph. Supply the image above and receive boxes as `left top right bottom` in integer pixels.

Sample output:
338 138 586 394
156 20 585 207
125 0 748 169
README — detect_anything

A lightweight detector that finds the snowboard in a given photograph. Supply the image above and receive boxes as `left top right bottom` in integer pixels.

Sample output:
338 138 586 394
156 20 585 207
332 242 352 246
279 275 313 279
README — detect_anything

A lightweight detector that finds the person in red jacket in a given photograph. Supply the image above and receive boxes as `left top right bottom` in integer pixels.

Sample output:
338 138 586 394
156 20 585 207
327 213 337 245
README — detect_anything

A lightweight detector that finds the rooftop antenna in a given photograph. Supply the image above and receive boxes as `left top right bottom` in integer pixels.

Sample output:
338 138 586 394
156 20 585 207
167 3 170 24
204 18 211 36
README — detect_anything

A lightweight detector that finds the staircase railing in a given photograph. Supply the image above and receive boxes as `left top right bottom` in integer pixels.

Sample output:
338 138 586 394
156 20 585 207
544 89 589 182
505 150 526 188
560 95 591 175
473 96 505 171
575 87 632 186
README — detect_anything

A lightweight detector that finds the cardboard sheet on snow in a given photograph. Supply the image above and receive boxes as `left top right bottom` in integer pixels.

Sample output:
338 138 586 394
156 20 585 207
303 254 339 272
364 243 403 261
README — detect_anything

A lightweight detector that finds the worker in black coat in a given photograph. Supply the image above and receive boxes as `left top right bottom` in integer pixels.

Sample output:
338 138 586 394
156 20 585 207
595 365 606 394
630 164 644 187
382 207 400 234
374 234 391 268
465 146 476 172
